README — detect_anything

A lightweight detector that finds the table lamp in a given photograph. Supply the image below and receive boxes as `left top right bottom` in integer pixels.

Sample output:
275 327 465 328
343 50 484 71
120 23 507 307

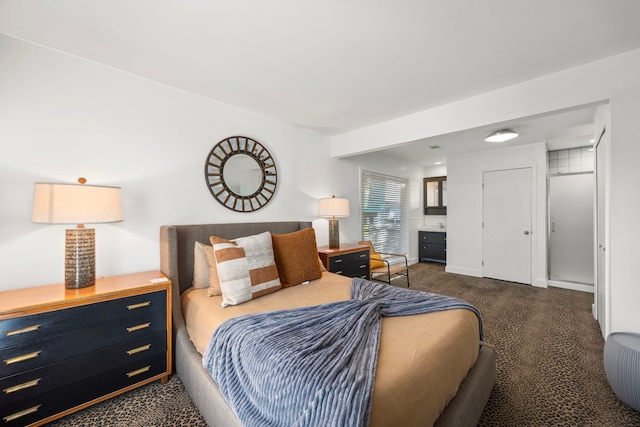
318 195 350 249
32 178 123 289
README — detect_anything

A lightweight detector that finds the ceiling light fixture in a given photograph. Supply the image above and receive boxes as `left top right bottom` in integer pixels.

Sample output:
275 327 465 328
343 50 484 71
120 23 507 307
485 129 519 143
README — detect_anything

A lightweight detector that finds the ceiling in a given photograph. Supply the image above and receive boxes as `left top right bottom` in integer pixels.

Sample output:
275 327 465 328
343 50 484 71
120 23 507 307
383 105 601 166
2 1 640 165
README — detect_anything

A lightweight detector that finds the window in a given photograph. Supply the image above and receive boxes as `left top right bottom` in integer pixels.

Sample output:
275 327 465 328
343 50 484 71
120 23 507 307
360 170 409 255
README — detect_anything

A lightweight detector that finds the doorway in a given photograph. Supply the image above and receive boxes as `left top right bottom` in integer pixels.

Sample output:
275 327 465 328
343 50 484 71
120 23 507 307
482 167 532 284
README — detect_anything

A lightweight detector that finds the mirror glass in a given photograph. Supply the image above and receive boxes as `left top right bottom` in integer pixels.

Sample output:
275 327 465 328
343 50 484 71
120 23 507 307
442 180 447 206
426 181 439 206
424 176 447 215
223 154 262 196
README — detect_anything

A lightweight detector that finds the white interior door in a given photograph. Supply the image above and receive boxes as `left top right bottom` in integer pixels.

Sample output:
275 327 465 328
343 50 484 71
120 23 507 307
595 128 608 335
483 168 532 284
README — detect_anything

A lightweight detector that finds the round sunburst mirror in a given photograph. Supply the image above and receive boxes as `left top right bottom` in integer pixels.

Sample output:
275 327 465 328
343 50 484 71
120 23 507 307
204 136 278 212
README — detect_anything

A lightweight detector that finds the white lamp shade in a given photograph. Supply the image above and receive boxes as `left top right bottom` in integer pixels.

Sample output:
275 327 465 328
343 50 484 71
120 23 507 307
318 196 350 218
32 183 123 224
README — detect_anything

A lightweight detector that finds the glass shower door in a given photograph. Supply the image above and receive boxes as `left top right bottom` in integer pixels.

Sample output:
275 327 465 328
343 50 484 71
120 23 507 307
548 173 594 285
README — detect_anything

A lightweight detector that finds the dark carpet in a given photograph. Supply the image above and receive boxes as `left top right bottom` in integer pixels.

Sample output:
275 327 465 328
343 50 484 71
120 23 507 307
49 263 640 426
404 263 640 427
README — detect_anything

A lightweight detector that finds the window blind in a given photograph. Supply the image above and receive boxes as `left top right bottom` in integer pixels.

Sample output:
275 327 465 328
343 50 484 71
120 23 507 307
360 170 409 255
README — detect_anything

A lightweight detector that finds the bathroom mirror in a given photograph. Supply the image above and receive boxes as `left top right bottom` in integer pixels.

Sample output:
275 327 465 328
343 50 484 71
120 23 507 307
424 176 447 215
204 136 278 212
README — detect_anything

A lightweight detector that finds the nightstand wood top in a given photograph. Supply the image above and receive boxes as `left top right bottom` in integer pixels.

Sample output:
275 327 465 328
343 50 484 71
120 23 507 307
317 243 369 256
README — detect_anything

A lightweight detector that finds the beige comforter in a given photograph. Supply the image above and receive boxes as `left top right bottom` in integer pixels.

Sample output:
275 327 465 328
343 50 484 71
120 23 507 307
182 272 480 427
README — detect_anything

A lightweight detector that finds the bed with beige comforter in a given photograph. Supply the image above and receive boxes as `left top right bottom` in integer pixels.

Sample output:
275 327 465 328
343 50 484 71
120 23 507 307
160 221 495 427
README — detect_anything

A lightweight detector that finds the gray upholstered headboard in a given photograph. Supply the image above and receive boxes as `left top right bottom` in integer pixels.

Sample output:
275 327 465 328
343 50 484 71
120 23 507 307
159 222 312 360
160 221 312 296
160 221 311 330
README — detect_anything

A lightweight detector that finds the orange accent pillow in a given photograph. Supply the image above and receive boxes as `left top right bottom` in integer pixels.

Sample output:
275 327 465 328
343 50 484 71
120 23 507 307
370 253 386 269
272 228 323 287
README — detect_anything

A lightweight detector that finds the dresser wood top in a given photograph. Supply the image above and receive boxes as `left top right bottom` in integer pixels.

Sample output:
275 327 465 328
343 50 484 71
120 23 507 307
0 271 169 317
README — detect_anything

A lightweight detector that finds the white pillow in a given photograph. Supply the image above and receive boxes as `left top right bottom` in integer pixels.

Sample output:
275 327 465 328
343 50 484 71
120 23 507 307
192 241 213 290
210 231 281 307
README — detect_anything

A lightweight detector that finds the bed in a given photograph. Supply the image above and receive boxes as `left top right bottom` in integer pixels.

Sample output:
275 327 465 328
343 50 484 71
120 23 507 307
160 221 496 427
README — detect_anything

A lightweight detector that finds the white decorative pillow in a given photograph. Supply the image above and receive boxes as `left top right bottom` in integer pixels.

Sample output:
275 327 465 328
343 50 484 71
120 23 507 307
210 231 281 307
193 241 212 289
192 241 222 295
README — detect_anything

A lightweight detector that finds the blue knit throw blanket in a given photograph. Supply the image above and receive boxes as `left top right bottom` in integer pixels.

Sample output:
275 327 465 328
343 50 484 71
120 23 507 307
202 278 483 427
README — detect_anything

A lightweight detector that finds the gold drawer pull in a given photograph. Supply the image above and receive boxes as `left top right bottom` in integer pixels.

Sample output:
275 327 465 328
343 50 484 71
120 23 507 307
359 254 367 258
126 344 151 355
127 301 151 310
335 270 343 275
360 265 367 269
5 324 41 337
127 322 151 333
3 405 41 422
126 365 151 378
4 351 41 365
4 378 41 394
334 259 343 263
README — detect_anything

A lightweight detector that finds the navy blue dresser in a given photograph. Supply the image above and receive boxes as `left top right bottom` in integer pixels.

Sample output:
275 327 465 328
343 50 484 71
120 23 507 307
0 271 171 426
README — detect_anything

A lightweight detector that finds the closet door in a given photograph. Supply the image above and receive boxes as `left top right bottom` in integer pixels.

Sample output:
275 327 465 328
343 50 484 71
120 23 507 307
595 127 609 336
482 168 532 284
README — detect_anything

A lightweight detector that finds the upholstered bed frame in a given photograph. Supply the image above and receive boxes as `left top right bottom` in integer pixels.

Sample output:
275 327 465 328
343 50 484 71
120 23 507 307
160 221 496 427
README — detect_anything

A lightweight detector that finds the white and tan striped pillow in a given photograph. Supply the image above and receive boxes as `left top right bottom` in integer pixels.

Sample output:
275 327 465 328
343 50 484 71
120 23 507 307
210 231 281 307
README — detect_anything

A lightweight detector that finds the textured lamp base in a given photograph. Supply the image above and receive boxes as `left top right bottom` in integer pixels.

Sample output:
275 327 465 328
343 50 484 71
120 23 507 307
328 219 340 249
65 228 96 289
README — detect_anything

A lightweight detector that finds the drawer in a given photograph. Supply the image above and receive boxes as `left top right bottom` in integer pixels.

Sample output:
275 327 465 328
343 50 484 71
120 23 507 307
0 291 166 350
420 231 446 246
333 263 369 278
1 352 166 426
1 305 166 377
328 250 369 271
422 246 446 260
1 332 166 405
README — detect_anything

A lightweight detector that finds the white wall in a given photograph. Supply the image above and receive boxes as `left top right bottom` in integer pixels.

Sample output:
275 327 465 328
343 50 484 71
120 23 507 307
0 34 354 290
608 89 640 334
446 143 547 286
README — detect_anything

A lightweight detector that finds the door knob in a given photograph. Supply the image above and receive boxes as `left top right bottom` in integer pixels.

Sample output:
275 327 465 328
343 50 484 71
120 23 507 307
524 231 530 235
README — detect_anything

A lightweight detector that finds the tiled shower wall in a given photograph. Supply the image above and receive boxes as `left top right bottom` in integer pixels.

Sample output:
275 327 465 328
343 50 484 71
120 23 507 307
547 146 593 174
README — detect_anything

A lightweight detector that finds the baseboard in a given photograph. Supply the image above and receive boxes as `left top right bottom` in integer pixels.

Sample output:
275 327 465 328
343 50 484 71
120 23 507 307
532 277 548 288
445 265 482 277
548 280 594 293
